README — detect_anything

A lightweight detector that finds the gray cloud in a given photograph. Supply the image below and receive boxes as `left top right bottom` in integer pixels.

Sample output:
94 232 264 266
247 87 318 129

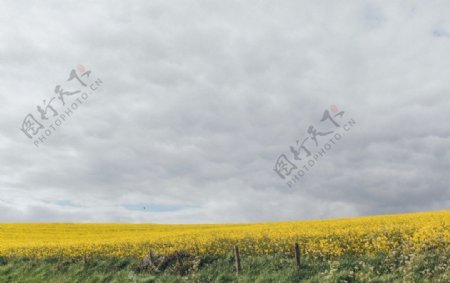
1 0 449 223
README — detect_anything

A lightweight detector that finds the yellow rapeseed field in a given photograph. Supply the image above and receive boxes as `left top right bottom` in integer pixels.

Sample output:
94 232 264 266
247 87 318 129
0 211 448 259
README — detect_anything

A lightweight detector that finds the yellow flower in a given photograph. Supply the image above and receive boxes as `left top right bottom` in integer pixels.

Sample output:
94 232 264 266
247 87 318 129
0 211 448 259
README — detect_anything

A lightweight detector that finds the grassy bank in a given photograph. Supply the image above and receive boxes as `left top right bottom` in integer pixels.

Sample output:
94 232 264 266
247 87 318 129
0 249 448 283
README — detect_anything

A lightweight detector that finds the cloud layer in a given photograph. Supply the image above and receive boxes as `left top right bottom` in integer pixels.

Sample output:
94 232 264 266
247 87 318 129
1 0 449 223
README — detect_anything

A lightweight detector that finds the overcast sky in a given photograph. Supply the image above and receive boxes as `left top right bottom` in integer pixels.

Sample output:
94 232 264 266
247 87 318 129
1 0 449 223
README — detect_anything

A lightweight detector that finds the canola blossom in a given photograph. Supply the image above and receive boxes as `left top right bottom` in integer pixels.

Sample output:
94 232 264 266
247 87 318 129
0 211 448 259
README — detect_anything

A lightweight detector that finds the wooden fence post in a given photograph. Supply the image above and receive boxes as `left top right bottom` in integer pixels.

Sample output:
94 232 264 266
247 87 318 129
234 245 242 275
294 242 301 270
148 251 154 266
176 251 182 265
